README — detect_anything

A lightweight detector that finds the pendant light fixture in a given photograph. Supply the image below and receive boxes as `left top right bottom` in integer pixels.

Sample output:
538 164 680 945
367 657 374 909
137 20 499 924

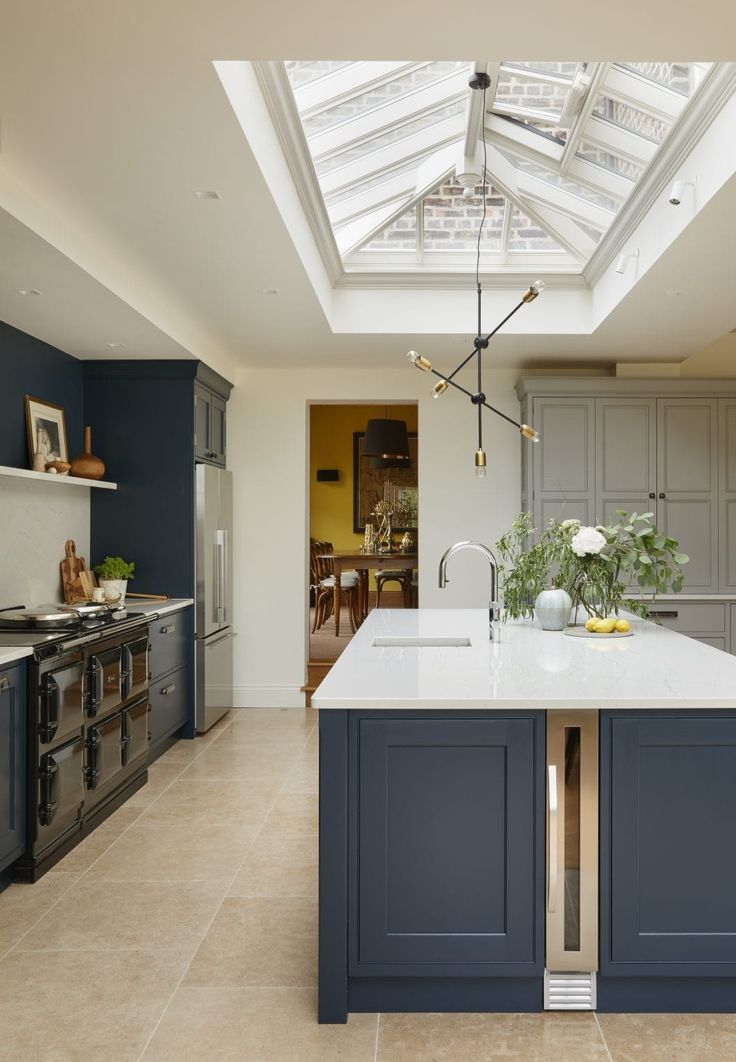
362 409 411 466
406 69 542 477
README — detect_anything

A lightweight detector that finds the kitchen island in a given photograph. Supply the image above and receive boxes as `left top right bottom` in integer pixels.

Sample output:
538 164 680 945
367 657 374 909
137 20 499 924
313 609 736 1022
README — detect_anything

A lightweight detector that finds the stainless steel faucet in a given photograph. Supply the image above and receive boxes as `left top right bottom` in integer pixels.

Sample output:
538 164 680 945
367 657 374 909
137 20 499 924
438 541 501 641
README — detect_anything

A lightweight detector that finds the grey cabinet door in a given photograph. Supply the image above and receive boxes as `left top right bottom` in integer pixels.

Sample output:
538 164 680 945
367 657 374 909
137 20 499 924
596 398 656 528
210 395 227 467
601 711 736 976
657 398 718 593
351 713 544 976
0 663 26 871
532 398 595 530
194 384 212 463
720 400 736 594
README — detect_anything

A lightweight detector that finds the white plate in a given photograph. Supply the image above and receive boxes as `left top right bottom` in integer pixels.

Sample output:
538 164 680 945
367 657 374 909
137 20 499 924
564 626 633 639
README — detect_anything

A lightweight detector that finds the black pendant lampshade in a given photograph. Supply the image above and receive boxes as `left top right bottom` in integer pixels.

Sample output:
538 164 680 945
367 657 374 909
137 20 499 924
369 455 411 471
363 418 410 461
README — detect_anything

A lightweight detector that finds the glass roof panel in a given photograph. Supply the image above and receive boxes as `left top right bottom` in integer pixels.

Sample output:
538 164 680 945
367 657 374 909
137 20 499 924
276 57 715 275
423 182 505 251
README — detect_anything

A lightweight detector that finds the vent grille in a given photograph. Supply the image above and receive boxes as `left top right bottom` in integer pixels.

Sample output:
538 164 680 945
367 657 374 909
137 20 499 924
544 970 596 1010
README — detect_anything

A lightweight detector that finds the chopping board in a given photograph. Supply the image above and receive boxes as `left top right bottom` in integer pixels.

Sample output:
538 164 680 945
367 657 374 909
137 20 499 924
60 539 90 603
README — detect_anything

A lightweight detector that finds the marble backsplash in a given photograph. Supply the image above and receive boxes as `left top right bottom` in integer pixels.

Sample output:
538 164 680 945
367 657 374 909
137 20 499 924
0 478 90 607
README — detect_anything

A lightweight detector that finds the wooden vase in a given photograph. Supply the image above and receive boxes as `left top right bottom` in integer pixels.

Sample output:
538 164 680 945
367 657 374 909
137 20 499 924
70 426 105 480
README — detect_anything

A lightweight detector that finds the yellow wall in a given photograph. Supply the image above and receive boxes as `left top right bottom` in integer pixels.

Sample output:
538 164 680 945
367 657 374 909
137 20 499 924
310 404 418 587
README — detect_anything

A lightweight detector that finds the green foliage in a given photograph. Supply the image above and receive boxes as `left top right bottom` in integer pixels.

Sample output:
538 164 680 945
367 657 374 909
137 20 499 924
495 511 688 623
94 555 135 581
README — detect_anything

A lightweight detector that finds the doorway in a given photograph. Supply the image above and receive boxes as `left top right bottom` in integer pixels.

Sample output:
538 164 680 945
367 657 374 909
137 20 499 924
305 403 419 700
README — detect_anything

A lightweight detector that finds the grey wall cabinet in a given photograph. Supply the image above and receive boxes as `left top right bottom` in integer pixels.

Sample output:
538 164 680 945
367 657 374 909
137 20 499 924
531 398 595 527
601 711 736 976
148 608 192 759
721 400 736 594
194 384 226 467
350 713 544 977
657 399 718 593
0 662 26 873
596 398 656 528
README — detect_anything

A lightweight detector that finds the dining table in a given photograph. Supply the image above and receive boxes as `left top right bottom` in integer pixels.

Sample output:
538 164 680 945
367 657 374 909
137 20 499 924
317 551 418 636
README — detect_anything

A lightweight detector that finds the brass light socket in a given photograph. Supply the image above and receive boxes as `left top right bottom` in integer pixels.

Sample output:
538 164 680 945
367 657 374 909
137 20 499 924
475 448 487 468
520 423 540 441
432 379 449 398
407 350 432 372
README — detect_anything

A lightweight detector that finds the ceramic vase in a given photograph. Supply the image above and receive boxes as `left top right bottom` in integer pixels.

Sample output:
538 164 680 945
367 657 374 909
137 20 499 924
70 426 105 480
534 588 573 631
99 579 127 604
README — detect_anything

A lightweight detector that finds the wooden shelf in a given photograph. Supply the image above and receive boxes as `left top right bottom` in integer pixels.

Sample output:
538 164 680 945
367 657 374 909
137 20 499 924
0 465 117 490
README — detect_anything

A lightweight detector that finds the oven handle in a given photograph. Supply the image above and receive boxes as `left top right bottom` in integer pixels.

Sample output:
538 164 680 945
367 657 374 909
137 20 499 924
86 658 103 717
40 675 60 743
547 763 558 914
39 756 59 826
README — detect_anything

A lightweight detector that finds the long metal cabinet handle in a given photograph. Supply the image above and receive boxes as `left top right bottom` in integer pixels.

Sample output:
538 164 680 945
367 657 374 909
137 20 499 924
548 763 558 914
222 529 228 623
215 530 226 624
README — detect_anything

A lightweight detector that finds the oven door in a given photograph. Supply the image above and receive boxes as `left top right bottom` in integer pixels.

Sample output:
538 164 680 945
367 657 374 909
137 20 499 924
86 711 124 793
122 697 149 767
37 734 85 849
122 636 148 702
38 660 84 746
85 646 122 719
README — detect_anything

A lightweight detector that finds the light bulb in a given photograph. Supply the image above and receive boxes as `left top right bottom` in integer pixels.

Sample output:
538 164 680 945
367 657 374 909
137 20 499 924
432 379 448 398
522 279 545 303
407 350 432 372
475 448 487 478
520 424 540 442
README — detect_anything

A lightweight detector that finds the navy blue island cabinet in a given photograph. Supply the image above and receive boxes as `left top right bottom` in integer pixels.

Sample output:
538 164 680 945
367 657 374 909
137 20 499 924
599 710 736 1012
0 662 26 881
319 710 546 1023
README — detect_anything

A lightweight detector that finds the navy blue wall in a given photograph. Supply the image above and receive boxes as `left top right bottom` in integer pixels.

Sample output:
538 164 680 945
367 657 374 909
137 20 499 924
0 322 84 468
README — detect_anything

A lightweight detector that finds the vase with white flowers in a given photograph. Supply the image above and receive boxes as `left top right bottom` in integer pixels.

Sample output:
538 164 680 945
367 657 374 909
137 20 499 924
496 511 689 627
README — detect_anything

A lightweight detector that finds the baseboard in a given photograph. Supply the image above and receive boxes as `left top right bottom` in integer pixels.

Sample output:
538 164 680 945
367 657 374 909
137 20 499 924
232 685 306 708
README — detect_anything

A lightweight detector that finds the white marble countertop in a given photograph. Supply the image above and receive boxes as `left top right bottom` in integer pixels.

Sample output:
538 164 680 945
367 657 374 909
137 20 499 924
128 598 193 619
313 608 736 711
0 646 33 668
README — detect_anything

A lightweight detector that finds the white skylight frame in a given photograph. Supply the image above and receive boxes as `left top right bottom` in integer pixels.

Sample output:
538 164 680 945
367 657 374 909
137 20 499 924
254 59 725 287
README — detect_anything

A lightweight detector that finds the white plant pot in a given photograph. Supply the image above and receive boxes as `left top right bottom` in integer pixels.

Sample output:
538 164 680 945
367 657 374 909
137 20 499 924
99 579 127 604
534 588 573 631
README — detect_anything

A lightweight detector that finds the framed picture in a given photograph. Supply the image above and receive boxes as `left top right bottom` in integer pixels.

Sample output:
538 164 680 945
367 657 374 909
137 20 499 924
353 431 418 533
24 394 68 465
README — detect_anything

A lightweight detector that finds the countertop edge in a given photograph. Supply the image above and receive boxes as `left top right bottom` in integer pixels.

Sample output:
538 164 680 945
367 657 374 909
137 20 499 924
0 647 34 667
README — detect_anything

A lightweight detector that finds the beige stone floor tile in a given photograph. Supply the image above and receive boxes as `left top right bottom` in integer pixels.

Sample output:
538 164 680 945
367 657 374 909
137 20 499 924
281 754 319 793
156 738 211 765
264 790 318 834
18 879 227 957
136 777 281 829
141 987 376 1062
184 896 317 987
52 805 143 875
228 828 317 898
125 760 187 808
0 948 186 1062
85 822 257 882
178 743 299 783
597 1013 736 1061
0 872 78 956
211 719 315 747
376 1012 610 1061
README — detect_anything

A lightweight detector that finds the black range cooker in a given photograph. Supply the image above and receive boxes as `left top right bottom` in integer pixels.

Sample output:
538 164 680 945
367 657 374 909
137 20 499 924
0 602 151 881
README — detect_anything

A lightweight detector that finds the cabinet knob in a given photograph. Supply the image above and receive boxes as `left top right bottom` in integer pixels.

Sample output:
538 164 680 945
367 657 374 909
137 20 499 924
648 492 655 499
658 492 666 499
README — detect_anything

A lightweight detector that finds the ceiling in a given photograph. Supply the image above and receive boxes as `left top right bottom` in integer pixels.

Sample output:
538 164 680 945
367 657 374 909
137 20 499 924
1 2 736 379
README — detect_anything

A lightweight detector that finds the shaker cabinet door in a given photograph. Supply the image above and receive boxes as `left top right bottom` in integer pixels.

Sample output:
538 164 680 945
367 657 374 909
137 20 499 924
601 711 736 976
351 714 544 976
720 400 736 594
532 398 595 530
0 664 26 871
656 399 718 593
596 398 656 528
194 384 212 463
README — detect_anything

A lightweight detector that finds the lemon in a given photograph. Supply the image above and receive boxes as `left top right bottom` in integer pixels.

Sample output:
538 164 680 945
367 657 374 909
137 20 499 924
585 618 597 632
594 618 617 634
615 618 630 633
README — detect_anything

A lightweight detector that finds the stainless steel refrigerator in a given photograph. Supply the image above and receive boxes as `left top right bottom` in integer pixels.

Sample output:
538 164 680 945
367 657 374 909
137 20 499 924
195 464 234 732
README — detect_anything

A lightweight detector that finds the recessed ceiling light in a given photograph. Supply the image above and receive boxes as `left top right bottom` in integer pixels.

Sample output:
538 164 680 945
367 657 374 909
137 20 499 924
16 288 42 296
664 290 684 297
259 288 279 296
106 342 127 349
192 189 222 200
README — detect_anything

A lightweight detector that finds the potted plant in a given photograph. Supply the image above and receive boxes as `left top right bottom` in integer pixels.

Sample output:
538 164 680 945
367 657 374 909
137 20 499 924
496 512 688 630
94 555 135 604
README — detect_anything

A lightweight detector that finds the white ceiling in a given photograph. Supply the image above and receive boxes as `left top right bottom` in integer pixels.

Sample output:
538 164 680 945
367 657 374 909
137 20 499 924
1 2 736 378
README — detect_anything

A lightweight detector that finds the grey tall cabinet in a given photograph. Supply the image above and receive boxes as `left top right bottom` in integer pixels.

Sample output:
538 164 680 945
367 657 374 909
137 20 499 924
518 380 736 649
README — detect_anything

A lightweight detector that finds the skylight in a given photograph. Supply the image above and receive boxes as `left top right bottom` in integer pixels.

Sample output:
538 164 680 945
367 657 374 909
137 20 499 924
278 60 712 276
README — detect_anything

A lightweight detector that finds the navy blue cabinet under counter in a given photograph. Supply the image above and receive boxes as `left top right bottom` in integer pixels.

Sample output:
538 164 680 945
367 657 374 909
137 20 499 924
319 710 545 1023
0 662 27 878
599 710 736 1011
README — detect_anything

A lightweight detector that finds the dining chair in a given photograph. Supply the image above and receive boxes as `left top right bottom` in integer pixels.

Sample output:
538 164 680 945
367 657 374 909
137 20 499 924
375 568 413 608
310 539 361 634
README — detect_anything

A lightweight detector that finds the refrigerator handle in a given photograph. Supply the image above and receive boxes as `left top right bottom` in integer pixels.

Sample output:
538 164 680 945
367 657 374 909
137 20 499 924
215 530 226 624
547 763 558 914
222 528 229 623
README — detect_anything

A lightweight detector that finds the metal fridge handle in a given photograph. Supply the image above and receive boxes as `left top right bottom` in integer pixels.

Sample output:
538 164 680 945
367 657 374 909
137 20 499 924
215 530 226 624
548 763 558 914
221 529 229 623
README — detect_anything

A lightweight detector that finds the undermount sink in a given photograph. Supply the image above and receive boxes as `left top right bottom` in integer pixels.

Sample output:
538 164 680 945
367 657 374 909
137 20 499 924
372 636 472 647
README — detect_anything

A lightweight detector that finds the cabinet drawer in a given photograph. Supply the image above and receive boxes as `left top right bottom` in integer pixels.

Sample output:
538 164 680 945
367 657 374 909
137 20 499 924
149 666 189 745
693 636 727 652
646 602 726 634
149 610 191 681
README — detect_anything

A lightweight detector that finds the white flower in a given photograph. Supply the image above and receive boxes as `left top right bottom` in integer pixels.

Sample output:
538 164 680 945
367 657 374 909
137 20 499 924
571 526 607 557
561 518 581 530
